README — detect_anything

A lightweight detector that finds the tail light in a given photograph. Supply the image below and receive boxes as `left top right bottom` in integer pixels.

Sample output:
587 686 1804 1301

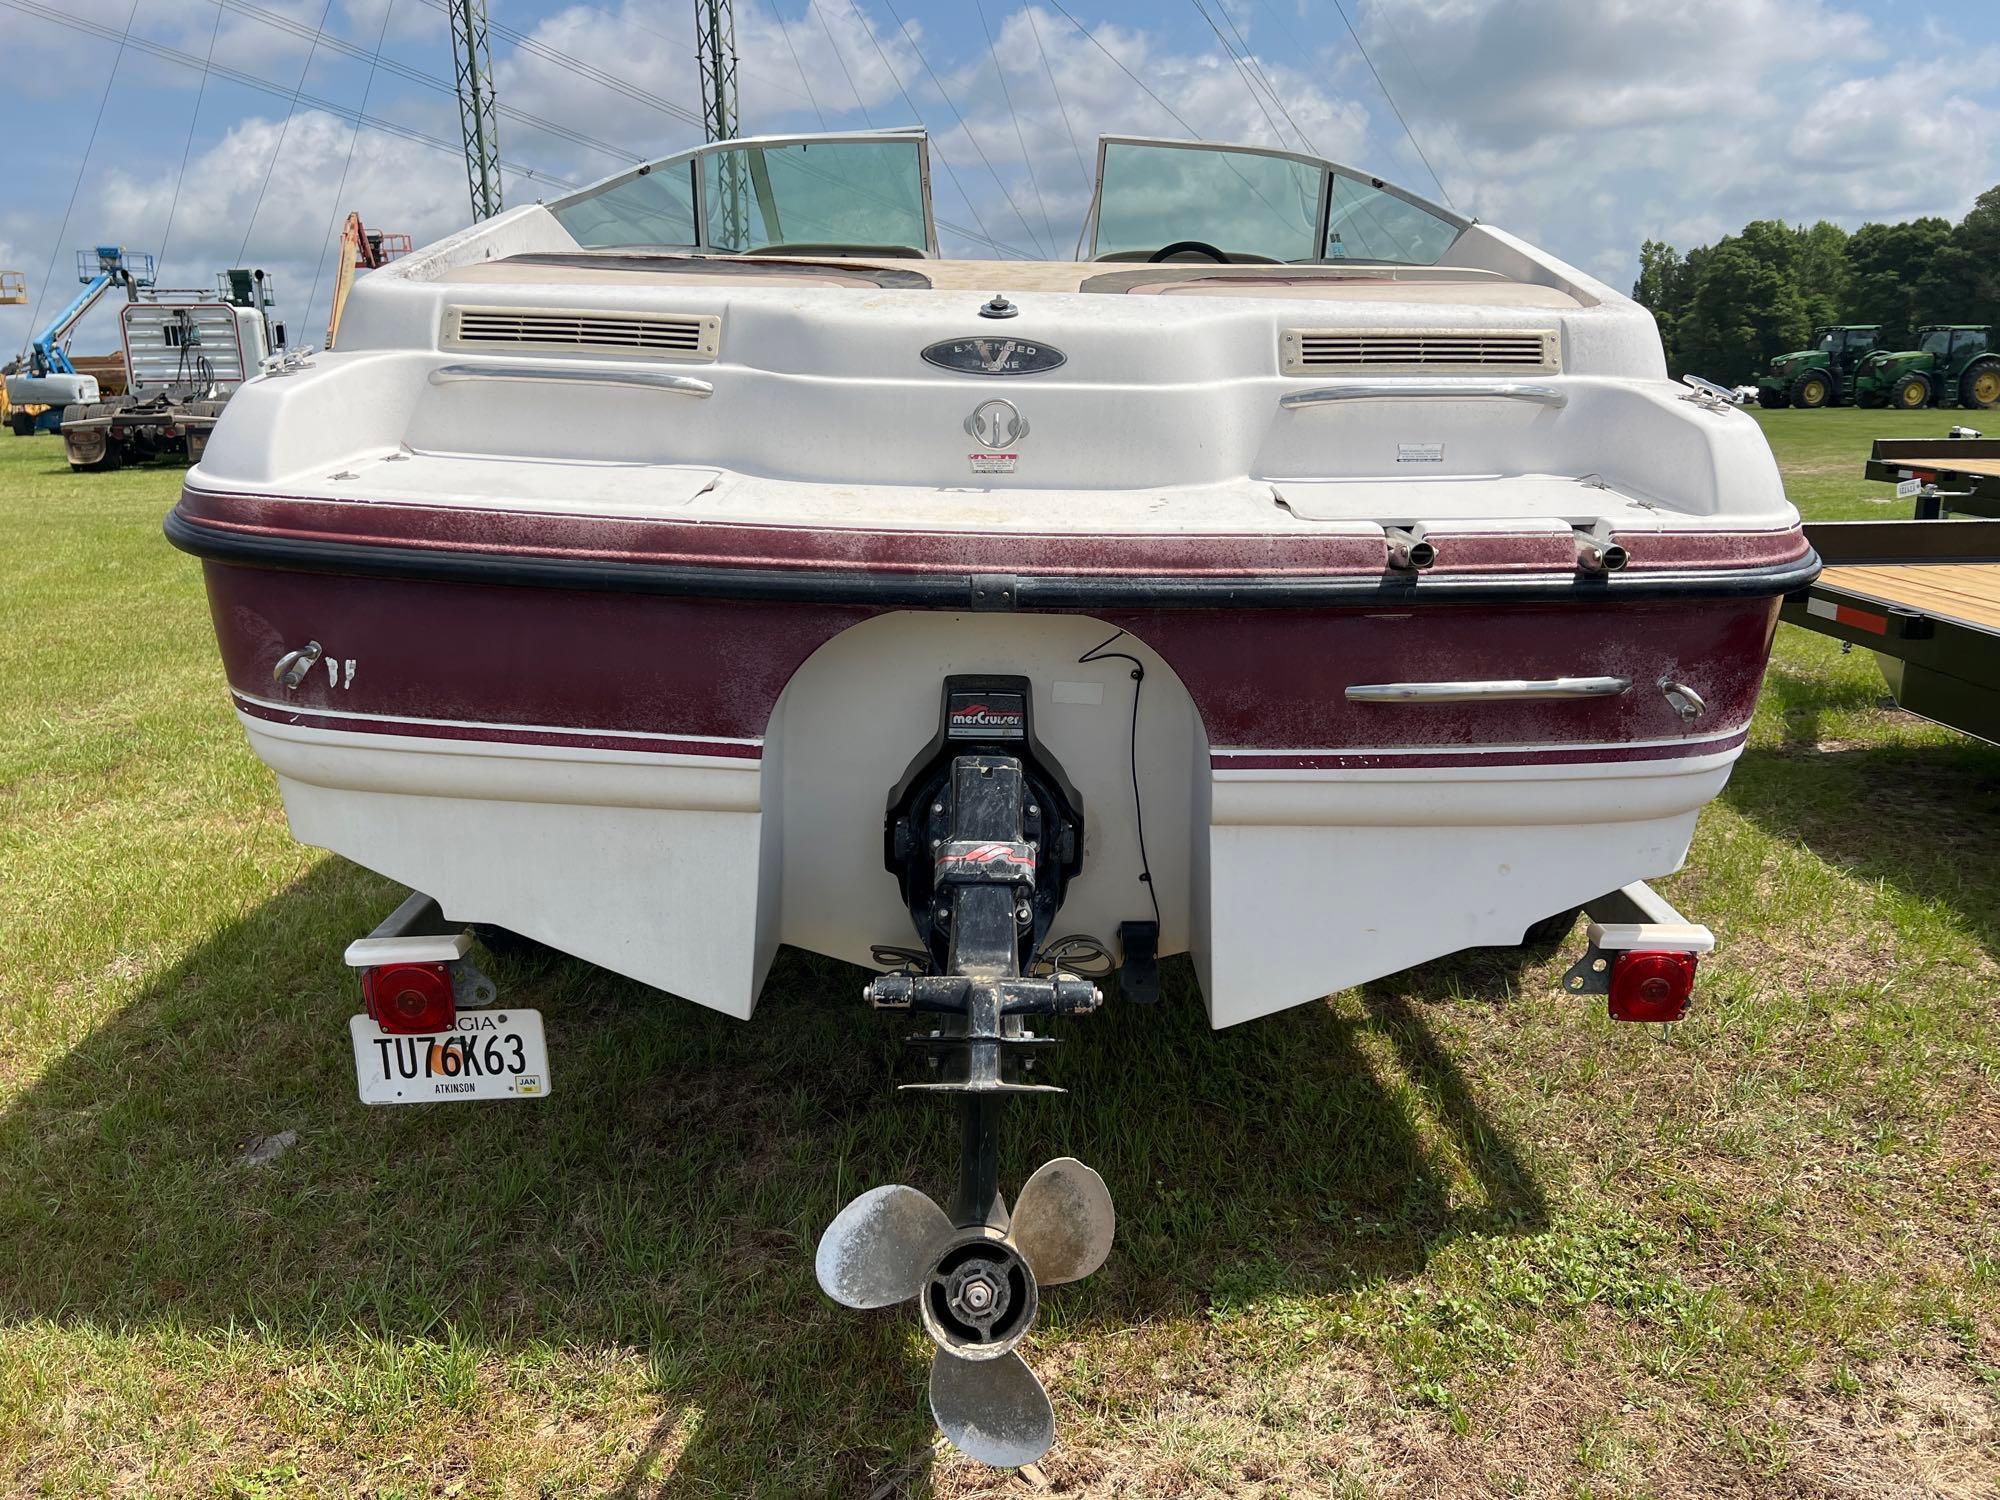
1607 950 1696 1023
363 961 457 1034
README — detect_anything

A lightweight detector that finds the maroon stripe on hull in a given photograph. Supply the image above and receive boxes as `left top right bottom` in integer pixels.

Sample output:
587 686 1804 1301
1103 596 1780 749
200 560 1779 755
178 486 1812 578
1213 729 1750 772
203 561 871 740
232 694 761 758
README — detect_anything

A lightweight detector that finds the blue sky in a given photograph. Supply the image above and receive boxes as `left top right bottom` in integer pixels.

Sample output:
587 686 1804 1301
6 0 1999 359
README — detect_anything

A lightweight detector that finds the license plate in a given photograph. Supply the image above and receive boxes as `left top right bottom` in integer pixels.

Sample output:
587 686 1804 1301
349 1010 551 1105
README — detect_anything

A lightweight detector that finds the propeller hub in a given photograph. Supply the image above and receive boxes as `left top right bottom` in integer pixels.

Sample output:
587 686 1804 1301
921 1232 1038 1358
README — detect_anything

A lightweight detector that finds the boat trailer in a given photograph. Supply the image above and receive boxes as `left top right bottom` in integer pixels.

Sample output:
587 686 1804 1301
335 680 1715 1468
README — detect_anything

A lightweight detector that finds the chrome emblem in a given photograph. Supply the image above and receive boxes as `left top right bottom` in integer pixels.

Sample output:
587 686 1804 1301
922 337 1066 376
964 399 1028 449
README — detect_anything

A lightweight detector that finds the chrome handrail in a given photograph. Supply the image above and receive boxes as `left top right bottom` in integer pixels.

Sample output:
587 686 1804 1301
1347 676 1630 703
1281 380 1567 410
427 363 715 398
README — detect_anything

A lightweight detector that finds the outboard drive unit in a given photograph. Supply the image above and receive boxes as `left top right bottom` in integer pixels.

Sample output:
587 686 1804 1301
814 676 1117 1468
882 676 1086 979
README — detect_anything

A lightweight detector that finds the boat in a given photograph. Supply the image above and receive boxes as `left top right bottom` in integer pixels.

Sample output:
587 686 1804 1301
167 130 1816 1466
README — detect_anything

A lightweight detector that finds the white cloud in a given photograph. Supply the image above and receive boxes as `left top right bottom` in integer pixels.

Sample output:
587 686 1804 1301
1354 0 1997 282
4 0 1997 361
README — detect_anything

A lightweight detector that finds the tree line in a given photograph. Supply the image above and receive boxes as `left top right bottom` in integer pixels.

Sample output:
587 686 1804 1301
1632 187 2000 385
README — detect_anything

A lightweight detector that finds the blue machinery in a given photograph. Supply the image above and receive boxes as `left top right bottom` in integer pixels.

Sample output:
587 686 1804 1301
6 247 154 435
32 247 154 377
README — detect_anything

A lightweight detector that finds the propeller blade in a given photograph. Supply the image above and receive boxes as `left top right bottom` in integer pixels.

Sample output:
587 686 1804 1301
929 1347 1055 1469
815 1184 954 1309
1007 1157 1115 1287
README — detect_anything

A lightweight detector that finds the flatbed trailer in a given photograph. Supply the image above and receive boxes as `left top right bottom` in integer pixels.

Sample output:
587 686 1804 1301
1786 439 2000 742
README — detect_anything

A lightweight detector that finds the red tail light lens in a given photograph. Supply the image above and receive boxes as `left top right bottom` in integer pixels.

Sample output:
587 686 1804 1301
1607 950 1696 1023
363 961 457 1034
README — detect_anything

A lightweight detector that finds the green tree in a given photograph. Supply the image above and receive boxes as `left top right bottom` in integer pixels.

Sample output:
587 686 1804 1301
1846 216 1955 334
1936 185 2000 332
1676 231 1811 385
1794 220 1850 330
1632 239 1691 366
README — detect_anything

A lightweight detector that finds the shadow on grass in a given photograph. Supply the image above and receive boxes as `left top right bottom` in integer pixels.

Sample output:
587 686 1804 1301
0 858 1547 1495
1726 686 2000 957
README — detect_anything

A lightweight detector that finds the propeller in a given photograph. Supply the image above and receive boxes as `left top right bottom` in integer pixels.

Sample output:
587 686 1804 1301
816 1157 1115 1468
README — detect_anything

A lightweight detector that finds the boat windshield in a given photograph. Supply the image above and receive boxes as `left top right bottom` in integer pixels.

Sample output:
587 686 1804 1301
1088 140 1464 266
553 136 933 255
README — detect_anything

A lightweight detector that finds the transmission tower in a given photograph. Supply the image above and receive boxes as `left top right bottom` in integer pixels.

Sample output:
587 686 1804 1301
695 0 746 248
449 0 504 220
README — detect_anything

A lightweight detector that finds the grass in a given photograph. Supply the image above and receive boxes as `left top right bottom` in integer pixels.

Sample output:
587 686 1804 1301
2 407 1998 1496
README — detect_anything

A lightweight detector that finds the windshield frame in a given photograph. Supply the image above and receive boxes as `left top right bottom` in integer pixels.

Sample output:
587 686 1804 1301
1078 135 1471 266
549 129 940 258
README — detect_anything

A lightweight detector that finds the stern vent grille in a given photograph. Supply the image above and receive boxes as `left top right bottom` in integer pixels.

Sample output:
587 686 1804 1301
445 305 719 361
1282 328 1558 376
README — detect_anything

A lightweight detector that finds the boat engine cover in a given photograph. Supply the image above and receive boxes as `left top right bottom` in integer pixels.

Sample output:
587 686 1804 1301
884 676 1084 971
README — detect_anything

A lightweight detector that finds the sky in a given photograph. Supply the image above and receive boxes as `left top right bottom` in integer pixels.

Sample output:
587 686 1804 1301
4 0 1998 361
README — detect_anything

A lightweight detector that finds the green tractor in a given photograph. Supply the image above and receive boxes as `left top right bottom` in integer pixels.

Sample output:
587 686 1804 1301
1756 324 1882 409
1852 325 2000 411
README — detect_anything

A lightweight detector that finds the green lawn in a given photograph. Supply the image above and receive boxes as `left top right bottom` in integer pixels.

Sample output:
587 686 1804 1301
1744 407 1978 520
2 418 1997 1498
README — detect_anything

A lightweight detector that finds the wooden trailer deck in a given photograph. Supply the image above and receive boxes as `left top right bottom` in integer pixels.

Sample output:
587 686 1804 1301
1815 560 2000 634
1787 441 2000 742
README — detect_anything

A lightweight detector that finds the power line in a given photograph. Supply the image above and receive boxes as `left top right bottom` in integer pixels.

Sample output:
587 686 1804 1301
777 6 829 131
812 0 876 126
879 0 1049 257
409 0 706 133
158 0 226 278
850 4 1016 256
237 0 339 264
976 0 1056 254
22 0 140 351
1217 0 1318 155
1024 3 1090 196
575 0 817 110
1359 0 1479 201
1325 0 1452 209
0 0 580 191
1189 0 1288 151
1044 1 1199 140
305 0 399 341
210 0 638 166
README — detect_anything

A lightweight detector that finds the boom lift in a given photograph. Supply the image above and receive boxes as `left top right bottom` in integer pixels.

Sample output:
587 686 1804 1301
325 213 412 350
4 247 153 436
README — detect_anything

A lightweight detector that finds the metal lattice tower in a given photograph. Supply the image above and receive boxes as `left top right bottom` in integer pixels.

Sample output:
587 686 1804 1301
695 0 746 248
448 0 504 220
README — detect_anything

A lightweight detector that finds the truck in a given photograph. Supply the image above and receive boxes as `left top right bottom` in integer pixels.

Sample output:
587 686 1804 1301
4 247 151 436
1851 325 2000 411
61 268 285 470
1755 324 1883 409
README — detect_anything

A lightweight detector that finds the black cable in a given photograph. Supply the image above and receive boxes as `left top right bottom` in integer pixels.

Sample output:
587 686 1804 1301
237 0 339 265
870 943 932 975
1076 629 1161 930
1327 0 1454 209
21 0 139 360
1024 3 1090 199
0 0 580 195
304 0 397 345
158 0 226 279
1030 933 1115 979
